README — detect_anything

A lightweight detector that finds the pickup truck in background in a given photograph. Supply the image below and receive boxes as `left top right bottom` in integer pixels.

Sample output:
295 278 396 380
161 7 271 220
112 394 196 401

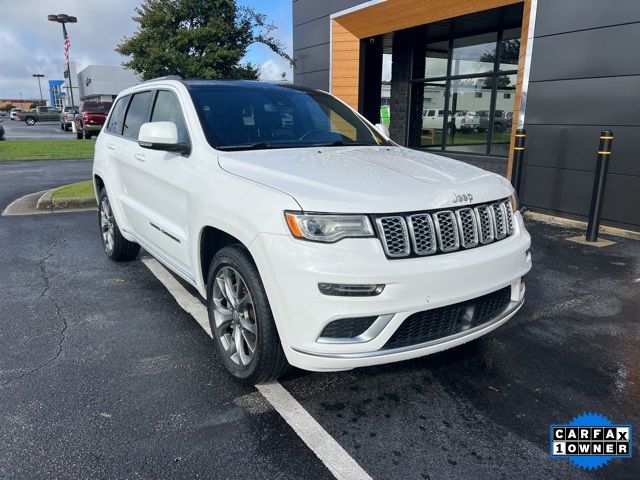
60 106 78 131
477 110 510 133
74 101 113 139
422 109 480 132
20 106 61 126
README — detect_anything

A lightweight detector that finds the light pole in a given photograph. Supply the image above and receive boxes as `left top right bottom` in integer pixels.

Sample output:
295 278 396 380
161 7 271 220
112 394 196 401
47 14 77 108
32 74 45 105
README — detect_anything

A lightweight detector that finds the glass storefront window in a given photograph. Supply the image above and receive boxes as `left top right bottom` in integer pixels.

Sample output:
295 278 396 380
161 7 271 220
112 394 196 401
451 32 497 76
491 73 517 156
418 81 446 148
499 28 521 71
423 40 449 78
445 77 493 154
380 53 392 125
410 26 520 156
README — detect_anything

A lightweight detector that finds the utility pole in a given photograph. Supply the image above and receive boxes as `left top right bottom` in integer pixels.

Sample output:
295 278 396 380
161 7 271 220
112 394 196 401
32 74 45 105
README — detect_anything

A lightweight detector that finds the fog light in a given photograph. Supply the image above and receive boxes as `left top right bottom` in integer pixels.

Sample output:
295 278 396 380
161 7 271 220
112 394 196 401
318 283 385 297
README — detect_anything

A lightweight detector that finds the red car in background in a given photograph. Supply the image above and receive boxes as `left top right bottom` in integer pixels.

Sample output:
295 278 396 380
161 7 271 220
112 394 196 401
74 101 112 139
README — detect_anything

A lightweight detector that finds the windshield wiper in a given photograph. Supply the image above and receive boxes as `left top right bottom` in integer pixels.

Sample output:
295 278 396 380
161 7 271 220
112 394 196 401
218 143 273 151
311 141 371 147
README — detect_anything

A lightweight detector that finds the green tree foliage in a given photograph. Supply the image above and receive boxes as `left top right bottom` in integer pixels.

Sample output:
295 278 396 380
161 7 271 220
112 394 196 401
116 0 292 80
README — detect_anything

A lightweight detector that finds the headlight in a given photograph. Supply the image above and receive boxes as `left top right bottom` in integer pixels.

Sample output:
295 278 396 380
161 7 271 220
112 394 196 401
285 212 374 243
509 192 519 212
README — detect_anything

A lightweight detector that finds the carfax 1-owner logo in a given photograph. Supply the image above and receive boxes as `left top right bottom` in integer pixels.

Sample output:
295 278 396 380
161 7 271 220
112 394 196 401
550 413 633 470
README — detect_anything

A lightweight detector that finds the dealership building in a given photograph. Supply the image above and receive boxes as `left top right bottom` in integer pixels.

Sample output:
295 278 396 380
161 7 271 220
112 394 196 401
292 0 640 230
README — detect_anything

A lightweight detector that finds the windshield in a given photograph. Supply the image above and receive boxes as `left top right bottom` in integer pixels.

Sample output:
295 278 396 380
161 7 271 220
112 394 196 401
82 102 112 112
188 85 391 151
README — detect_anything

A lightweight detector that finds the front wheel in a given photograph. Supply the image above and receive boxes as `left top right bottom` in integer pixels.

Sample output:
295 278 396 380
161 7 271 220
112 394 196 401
84 130 92 140
76 130 83 140
25 117 35 126
207 246 289 384
98 188 140 261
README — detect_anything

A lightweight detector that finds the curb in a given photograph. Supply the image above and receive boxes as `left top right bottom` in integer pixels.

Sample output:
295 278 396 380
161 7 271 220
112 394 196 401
524 211 640 241
36 189 97 211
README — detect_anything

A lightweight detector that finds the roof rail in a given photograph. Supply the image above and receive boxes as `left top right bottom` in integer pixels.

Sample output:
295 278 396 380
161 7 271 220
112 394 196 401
139 75 183 84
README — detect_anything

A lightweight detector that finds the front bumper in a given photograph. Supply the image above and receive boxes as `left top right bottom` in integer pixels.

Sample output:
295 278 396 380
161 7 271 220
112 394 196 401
251 213 532 372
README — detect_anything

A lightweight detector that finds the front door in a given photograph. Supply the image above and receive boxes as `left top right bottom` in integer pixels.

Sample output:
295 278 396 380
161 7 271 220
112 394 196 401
120 89 192 274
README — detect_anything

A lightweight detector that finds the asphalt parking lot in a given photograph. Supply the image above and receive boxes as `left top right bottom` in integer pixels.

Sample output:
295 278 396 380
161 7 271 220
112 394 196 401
1 119 78 140
1 159 638 479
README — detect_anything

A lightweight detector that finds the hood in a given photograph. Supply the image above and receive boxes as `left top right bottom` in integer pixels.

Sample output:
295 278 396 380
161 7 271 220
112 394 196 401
218 146 513 213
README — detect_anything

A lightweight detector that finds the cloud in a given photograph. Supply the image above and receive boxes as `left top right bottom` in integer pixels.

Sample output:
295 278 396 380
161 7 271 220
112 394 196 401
1 0 293 100
259 59 292 82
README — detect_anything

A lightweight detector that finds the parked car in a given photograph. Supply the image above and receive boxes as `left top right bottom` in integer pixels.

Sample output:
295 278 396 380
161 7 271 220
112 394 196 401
0 118 5 141
421 109 479 132
75 101 112 139
477 110 510 133
60 106 78 131
20 106 60 126
9 108 23 120
93 79 531 384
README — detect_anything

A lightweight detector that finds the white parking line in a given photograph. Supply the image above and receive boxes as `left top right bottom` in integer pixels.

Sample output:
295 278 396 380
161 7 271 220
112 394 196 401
141 257 371 480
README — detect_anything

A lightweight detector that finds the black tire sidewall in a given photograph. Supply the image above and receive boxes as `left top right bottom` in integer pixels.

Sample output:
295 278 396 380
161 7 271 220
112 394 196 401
206 246 282 383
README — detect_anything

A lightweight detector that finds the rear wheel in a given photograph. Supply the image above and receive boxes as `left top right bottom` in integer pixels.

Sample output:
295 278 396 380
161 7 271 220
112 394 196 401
98 188 140 261
207 246 289 384
25 117 35 126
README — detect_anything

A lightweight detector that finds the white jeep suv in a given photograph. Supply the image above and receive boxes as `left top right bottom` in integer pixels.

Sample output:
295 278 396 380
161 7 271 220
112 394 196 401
93 78 531 384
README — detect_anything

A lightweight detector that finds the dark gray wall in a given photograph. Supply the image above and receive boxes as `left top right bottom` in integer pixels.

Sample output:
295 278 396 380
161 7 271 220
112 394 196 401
522 0 640 228
292 0 367 89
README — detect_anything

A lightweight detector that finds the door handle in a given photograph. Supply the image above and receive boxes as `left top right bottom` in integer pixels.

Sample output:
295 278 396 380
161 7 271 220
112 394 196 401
107 144 117 150
135 153 146 162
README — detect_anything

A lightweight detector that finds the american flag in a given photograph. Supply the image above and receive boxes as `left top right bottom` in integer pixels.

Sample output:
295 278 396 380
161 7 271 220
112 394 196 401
63 33 71 67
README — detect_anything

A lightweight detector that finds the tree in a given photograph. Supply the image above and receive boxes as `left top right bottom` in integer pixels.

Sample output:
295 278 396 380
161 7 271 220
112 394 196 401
1 104 16 112
479 39 520 89
116 0 292 80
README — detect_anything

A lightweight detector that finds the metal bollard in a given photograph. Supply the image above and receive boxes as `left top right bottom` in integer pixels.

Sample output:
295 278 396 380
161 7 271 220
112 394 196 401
585 130 614 242
511 129 526 194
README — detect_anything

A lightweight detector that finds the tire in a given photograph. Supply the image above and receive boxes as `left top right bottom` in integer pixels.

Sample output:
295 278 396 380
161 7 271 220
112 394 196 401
98 188 140 261
494 123 504 133
84 130 92 140
25 117 35 126
60 123 64 130
76 130 83 140
207 245 289 384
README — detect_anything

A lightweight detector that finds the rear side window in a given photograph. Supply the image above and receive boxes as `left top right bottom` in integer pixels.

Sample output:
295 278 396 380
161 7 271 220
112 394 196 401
106 96 130 135
150 91 189 143
122 91 152 139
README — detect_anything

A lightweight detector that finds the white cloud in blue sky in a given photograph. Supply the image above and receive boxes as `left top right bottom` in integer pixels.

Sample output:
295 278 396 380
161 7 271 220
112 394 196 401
0 0 293 100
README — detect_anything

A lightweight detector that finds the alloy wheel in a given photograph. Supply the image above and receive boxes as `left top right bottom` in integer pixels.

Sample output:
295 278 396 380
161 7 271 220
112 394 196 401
211 266 257 367
100 197 115 253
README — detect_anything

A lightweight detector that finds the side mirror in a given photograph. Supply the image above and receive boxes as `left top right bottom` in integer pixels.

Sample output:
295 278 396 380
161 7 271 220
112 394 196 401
138 121 189 154
374 123 390 137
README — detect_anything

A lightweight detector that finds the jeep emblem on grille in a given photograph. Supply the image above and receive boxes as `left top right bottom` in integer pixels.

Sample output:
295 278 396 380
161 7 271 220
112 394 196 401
452 193 473 204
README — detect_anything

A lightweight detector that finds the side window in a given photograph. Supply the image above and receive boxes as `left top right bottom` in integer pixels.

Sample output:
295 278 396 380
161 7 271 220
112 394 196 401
150 90 189 143
122 91 152 139
106 96 130 135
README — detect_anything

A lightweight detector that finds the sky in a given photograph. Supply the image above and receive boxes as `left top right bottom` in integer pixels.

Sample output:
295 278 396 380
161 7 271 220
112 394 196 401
0 0 293 101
